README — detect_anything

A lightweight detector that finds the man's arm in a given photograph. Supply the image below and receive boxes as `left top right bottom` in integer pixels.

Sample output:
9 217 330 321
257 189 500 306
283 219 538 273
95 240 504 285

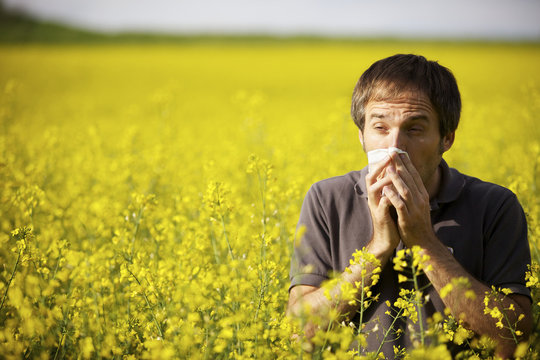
287 157 401 336
421 237 532 358
287 239 394 337
384 152 532 358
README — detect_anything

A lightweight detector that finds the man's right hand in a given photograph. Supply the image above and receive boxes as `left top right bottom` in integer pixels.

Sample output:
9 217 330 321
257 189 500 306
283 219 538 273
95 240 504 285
365 156 400 257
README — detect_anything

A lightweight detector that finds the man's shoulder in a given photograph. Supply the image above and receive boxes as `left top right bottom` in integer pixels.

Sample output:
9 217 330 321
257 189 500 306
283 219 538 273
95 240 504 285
452 167 519 205
437 161 521 212
309 169 365 198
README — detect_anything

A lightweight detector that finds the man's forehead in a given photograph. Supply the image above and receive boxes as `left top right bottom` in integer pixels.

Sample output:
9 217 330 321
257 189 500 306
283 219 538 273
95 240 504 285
369 83 431 104
366 92 435 113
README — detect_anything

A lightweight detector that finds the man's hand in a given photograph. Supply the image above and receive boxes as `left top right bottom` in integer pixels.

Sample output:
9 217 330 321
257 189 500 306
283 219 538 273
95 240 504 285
381 152 434 248
379 152 532 358
365 155 401 257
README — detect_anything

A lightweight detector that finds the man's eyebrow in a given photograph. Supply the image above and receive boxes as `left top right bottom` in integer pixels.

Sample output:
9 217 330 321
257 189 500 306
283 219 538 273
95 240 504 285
406 114 430 122
369 113 386 119
368 113 430 121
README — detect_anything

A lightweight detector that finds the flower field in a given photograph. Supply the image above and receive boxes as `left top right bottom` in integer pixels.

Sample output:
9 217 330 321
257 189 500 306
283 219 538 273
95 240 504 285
1 41 540 359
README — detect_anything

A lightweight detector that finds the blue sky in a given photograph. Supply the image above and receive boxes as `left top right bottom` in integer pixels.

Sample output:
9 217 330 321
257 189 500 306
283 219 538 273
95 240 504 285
4 0 540 39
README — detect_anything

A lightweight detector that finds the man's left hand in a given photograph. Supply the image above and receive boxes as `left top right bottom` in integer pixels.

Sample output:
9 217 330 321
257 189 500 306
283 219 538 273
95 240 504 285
382 152 435 248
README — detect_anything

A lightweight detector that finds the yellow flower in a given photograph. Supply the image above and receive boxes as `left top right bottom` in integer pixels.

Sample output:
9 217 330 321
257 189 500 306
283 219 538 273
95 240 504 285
465 290 476 300
81 337 95 359
501 288 513 295
514 341 528 358
440 283 453 299
489 307 502 319
2 42 539 360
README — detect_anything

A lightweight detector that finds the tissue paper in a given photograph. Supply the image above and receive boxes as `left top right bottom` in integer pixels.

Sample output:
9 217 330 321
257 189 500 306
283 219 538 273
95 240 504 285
367 147 408 172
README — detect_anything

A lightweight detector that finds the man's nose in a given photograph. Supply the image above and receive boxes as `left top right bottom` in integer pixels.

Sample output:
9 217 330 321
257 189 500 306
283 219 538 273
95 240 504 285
388 129 406 150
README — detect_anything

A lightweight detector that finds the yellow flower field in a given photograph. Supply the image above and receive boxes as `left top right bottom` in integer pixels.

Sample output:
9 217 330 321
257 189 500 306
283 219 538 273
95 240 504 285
0 42 539 359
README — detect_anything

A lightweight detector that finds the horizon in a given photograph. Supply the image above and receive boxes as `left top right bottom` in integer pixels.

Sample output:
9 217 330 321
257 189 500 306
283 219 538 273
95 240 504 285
3 0 540 40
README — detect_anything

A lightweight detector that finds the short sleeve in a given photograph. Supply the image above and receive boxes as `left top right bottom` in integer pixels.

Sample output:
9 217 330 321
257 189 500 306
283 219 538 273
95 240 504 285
483 192 531 299
289 184 333 290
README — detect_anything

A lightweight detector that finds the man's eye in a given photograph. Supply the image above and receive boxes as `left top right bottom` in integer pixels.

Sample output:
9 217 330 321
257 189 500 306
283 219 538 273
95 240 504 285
409 127 423 133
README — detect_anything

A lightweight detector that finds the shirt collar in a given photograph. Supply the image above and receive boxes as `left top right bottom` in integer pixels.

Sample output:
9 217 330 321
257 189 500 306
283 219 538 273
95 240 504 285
431 158 466 209
354 167 369 198
353 158 466 209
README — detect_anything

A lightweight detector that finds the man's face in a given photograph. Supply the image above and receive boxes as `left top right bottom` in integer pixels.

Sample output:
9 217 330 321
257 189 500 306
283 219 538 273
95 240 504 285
360 89 454 193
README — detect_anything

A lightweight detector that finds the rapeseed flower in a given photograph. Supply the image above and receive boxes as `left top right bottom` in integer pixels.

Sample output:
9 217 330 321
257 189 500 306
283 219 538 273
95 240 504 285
0 42 539 359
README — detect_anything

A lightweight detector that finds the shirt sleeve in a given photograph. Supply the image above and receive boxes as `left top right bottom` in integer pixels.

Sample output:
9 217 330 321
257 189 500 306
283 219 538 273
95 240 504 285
483 191 531 300
289 183 333 291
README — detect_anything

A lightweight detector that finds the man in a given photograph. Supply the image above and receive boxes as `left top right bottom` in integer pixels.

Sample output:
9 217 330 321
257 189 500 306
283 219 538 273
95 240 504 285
287 54 532 358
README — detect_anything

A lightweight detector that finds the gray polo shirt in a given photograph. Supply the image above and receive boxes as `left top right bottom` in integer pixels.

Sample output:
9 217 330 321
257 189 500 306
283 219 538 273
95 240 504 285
289 159 531 357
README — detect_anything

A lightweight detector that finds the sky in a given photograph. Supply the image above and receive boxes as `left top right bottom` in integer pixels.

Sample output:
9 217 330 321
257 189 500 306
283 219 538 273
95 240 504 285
4 0 540 39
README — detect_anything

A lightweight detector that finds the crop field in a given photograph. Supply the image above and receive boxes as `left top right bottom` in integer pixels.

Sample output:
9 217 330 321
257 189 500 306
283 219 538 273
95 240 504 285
1 41 540 359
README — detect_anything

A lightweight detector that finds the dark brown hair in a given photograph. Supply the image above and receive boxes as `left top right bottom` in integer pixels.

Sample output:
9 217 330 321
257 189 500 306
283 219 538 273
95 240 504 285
351 54 461 138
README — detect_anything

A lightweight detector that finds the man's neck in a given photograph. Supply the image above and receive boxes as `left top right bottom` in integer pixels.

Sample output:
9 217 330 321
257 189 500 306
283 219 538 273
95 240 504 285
426 165 442 200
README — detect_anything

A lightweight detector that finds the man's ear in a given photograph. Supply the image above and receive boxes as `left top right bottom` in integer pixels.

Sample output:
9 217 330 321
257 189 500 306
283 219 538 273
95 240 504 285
359 130 364 147
442 132 455 153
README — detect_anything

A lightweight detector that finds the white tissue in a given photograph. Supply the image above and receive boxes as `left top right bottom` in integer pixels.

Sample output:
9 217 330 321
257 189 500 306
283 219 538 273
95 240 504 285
367 147 408 172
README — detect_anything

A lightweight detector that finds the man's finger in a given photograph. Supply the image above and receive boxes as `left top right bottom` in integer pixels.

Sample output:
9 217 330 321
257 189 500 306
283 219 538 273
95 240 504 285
389 152 420 196
367 176 393 206
386 165 413 203
397 152 425 196
382 185 408 216
365 156 391 186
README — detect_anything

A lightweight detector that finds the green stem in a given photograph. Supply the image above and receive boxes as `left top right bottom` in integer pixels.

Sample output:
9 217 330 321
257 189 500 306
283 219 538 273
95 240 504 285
53 328 67 360
357 276 366 355
220 214 234 260
52 249 63 280
253 270 268 322
208 225 221 264
256 168 267 225
412 271 425 345
318 314 337 359
375 306 405 358
130 206 144 262
254 167 268 323
127 267 164 339
499 298 519 344
0 249 22 314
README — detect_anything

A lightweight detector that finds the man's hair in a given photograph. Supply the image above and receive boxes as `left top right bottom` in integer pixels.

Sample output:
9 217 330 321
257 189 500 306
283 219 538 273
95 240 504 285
351 54 461 138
